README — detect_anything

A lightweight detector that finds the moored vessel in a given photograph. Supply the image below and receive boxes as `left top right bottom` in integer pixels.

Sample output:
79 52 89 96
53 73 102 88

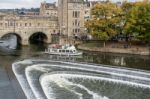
45 44 82 56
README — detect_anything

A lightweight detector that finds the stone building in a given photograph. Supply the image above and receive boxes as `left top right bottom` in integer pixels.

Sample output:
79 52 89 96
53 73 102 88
40 1 58 17
58 0 89 37
0 0 99 45
0 14 59 45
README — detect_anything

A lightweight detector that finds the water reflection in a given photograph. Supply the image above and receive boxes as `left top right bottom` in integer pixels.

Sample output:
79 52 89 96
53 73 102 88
0 32 148 70
0 34 149 70
0 43 149 70
79 52 150 70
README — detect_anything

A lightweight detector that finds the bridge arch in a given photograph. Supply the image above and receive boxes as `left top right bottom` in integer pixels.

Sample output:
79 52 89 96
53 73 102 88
29 32 48 44
1 33 22 45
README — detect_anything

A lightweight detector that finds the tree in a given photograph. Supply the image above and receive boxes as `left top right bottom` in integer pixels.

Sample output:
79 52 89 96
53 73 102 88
121 2 135 42
124 0 150 44
85 2 122 47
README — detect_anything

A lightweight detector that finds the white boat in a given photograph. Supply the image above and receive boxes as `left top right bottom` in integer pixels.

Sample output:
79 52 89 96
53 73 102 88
45 44 82 56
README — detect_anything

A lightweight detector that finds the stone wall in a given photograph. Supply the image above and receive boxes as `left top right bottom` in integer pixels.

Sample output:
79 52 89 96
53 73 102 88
78 44 150 56
58 0 90 37
0 15 59 45
0 0 98 45
40 2 58 17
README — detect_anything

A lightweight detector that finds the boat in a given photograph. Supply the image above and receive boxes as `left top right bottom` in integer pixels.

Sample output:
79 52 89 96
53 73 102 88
45 44 82 56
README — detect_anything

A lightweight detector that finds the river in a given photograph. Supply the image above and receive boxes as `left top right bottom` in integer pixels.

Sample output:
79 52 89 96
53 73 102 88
0 44 150 99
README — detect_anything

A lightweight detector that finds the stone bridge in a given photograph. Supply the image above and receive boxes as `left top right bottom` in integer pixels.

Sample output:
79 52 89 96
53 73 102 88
0 15 59 45
0 28 52 45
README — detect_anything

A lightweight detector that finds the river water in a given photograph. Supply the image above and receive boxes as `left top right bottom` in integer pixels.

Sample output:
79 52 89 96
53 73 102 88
0 44 150 99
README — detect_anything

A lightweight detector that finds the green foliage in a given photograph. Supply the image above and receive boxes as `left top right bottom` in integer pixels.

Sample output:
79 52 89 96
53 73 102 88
85 1 150 44
144 32 150 43
85 2 122 40
123 1 150 43
92 31 109 40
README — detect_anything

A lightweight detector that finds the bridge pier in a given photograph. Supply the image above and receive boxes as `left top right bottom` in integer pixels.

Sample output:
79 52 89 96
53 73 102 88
22 39 29 45
47 35 52 44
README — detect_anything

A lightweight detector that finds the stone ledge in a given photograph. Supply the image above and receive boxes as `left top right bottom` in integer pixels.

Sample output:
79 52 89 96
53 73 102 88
78 45 150 56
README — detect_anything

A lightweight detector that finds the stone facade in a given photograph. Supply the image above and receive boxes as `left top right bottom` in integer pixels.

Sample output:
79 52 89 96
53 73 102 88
0 14 59 45
58 0 90 37
0 0 97 45
40 1 58 17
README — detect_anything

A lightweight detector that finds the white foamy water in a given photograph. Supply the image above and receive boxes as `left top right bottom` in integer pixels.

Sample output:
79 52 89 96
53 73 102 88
12 60 36 99
27 63 150 85
40 73 109 99
12 59 150 99
25 66 51 99
8 35 17 49
0 35 17 49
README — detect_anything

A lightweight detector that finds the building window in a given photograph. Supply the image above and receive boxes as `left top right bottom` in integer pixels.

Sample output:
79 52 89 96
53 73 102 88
85 11 88 14
75 28 78 33
29 23 31 26
38 23 40 26
73 29 74 33
72 21 74 26
5 23 7 27
73 28 80 33
25 23 27 27
75 11 78 18
75 19 78 26
78 21 80 26
10 22 13 26
78 29 80 33
16 23 18 26
0 23 2 26
73 11 80 18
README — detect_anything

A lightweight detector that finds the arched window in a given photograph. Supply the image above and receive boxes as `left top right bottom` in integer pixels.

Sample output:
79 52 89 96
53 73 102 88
25 23 27 27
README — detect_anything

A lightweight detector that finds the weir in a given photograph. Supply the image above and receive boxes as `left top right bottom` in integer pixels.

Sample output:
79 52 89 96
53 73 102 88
12 59 150 99
0 35 17 50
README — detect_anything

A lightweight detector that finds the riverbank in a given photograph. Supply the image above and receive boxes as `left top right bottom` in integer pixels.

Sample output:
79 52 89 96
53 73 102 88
78 43 150 56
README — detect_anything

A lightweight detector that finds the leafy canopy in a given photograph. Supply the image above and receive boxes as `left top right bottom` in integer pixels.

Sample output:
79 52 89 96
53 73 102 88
124 0 150 43
85 2 122 40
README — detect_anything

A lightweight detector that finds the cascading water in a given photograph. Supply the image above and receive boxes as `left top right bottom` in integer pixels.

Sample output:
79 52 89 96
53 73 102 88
8 35 17 49
12 59 150 99
0 35 17 50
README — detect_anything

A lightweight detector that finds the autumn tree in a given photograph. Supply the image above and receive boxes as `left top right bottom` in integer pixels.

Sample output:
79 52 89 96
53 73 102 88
121 1 135 42
85 2 123 47
124 0 150 44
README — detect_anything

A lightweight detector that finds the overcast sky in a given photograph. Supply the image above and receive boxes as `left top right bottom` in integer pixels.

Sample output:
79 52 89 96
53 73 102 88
0 0 137 9
0 0 54 9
